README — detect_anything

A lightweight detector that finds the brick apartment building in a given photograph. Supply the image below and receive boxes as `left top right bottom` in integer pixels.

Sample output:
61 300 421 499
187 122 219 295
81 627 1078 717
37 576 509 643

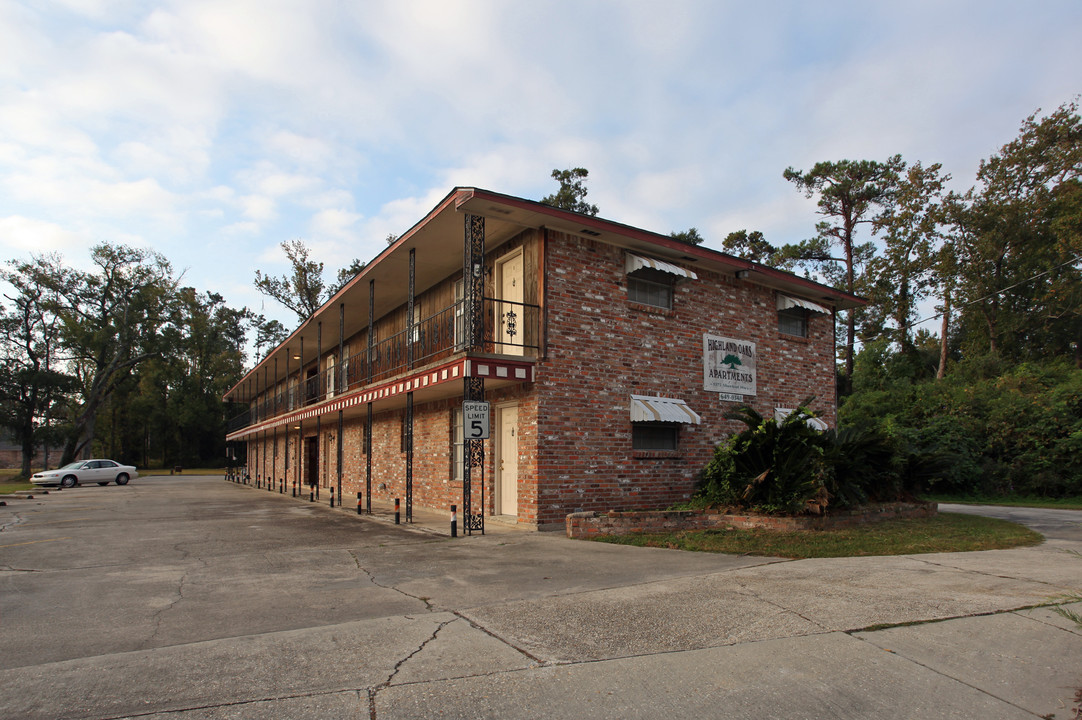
224 187 862 531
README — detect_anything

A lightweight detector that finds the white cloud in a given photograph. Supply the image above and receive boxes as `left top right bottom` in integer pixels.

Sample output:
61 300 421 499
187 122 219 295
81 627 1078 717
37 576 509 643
0 216 88 255
238 195 276 223
310 209 362 241
266 130 336 169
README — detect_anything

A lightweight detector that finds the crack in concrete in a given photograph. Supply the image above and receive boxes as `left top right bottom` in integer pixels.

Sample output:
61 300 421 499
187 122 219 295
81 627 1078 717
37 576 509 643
0 512 28 533
64 687 370 719
144 548 208 647
451 610 546 665
0 565 46 572
368 617 454 719
730 576 830 631
907 554 1076 591
847 628 1051 718
348 549 436 612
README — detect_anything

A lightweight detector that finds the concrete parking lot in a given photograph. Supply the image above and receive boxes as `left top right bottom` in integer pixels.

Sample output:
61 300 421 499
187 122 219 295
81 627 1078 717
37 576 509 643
1 475 1080 719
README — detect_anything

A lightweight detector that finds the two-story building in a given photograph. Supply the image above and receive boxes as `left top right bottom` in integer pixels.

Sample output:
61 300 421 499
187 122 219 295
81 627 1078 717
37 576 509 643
224 187 862 531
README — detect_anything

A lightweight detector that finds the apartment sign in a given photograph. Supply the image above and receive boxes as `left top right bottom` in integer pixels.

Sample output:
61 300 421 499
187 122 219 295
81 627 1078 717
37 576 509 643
703 334 757 396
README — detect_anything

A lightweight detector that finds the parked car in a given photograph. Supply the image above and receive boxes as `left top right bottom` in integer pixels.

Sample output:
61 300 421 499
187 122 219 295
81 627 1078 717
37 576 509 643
31 460 139 488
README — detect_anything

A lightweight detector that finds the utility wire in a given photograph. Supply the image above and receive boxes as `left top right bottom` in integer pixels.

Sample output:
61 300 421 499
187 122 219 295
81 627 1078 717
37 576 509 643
860 252 1082 341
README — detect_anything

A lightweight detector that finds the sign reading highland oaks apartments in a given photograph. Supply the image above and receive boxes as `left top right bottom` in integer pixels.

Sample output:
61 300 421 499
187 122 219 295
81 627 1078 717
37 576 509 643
703 334 757 396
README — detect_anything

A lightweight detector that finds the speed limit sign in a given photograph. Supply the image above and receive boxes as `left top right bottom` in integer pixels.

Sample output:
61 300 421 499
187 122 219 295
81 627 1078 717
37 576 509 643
463 401 490 439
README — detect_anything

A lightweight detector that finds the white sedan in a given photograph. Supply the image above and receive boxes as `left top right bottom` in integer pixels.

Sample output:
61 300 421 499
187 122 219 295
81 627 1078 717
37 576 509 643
31 459 139 488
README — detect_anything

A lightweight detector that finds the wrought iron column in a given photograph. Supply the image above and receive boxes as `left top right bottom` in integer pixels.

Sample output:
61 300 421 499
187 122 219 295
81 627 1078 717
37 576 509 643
365 403 372 513
365 279 375 513
462 213 486 535
283 347 290 483
405 249 415 522
262 366 268 482
338 303 344 506
405 394 413 523
463 377 485 535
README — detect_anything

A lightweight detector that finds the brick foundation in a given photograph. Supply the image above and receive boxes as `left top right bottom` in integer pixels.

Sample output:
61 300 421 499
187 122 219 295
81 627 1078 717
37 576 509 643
565 502 939 539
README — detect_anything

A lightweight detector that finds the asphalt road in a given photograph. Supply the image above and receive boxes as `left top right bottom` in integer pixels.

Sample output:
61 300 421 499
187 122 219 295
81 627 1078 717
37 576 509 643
1 476 1080 719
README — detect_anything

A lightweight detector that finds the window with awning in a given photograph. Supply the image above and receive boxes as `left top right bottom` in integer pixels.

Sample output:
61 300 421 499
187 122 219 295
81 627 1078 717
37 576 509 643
630 395 700 452
777 295 830 338
630 395 702 424
625 253 698 280
777 295 830 314
625 254 697 310
774 407 829 431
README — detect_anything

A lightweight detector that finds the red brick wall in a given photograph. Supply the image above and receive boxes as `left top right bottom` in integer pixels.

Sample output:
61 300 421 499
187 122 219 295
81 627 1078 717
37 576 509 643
534 230 837 526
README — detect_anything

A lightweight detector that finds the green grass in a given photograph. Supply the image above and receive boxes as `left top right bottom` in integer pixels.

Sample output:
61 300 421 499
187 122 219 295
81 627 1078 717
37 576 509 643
593 513 1043 559
923 493 1082 510
0 469 33 494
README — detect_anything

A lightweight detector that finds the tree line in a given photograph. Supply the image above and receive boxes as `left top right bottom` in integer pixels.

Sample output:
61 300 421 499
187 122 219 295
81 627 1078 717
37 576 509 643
740 100 1081 498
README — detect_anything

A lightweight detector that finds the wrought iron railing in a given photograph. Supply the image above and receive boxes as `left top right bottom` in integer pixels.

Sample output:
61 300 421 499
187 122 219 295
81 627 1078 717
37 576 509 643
227 297 539 433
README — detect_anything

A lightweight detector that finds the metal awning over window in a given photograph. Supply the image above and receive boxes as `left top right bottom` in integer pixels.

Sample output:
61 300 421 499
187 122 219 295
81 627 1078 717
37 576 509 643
630 395 702 424
777 295 830 315
774 407 830 431
626 253 698 280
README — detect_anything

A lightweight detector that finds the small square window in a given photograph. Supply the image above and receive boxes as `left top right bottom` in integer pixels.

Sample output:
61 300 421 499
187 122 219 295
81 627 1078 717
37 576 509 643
628 269 675 309
632 423 679 450
778 307 808 338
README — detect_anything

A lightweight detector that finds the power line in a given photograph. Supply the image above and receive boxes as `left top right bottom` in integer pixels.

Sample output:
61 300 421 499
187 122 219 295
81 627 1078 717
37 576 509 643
862 252 1082 341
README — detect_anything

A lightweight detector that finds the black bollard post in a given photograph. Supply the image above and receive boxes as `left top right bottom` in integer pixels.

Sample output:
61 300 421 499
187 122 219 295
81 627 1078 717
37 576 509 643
292 480 296 497
394 498 400 525
451 504 457 538
330 486 334 508
309 485 314 502
357 492 362 515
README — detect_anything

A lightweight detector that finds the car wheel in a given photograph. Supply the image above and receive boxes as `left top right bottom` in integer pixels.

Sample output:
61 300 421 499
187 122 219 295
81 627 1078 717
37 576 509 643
61 475 77 488
115 473 129 485
97 482 109 486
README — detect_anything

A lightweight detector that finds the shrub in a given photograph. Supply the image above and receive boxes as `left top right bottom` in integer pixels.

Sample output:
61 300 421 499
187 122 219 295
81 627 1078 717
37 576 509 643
697 401 930 515
841 355 1082 498
698 403 829 515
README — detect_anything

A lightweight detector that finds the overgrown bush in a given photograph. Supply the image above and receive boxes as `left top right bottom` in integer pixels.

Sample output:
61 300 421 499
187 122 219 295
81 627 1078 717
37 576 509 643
697 402 912 515
840 354 1082 498
698 404 828 514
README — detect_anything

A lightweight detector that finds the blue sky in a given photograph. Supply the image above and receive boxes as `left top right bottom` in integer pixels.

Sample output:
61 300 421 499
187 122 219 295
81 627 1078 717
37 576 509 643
1 0 1080 346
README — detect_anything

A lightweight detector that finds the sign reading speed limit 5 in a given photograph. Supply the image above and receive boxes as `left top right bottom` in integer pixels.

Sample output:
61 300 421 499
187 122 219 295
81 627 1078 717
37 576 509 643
463 401 491 439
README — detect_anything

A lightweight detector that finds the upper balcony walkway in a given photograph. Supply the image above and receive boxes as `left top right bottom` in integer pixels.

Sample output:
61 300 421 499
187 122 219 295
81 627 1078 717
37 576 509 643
227 296 539 436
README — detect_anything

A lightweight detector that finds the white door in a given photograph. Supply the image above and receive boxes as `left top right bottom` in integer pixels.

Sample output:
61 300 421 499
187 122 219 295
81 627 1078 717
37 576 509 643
496 251 524 355
496 404 519 516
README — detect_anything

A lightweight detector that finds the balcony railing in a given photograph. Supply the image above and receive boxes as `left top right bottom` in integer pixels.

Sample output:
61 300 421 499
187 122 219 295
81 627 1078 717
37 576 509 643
227 297 539 433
